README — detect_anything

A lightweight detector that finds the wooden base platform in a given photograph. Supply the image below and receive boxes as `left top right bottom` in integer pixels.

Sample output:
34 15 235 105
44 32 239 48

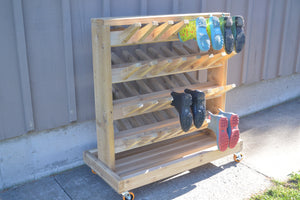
83 132 243 194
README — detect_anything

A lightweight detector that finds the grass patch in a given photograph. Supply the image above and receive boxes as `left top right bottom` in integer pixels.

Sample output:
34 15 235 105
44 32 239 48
251 172 300 200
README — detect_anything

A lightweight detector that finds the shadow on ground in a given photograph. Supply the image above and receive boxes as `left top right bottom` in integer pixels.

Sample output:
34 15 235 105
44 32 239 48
54 162 239 200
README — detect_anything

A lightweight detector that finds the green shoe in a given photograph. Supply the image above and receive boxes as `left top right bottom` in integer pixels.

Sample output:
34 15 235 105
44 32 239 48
232 16 245 53
178 20 196 42
220 16 234 54
206 16 224 50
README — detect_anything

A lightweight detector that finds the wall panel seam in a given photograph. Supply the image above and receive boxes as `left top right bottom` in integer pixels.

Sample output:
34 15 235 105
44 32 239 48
295 24 300 73
261 0 273 80
140 0 147 15
102 0 111 17
201 0 206 12
12 0 35 132
172 0 179 14
62 0 77 122
226 0 231 12
278 0 291 76
241 0 253 84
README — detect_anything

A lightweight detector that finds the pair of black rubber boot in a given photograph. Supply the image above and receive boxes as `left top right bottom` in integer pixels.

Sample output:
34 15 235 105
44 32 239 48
171 89 206 132
220 16 246 54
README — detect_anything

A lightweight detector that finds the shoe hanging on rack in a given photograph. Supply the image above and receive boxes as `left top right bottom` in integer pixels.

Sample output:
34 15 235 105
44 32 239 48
170 92 193 132
184 89 206 128
218 109 240 149
178 17 210 51
206 16 224 50
231 15 245 53
219 16 234 54
207 111 229 152
178 19 196 42
196 17 210 52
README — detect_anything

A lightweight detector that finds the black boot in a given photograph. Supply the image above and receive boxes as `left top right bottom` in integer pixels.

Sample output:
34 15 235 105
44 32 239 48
170 92 193 132
184 89 206 128
232 16 245 53
220 16 234 54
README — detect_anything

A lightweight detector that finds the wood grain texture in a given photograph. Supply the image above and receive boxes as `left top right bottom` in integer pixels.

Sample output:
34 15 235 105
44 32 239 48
93 12 229 26
91 20 115 170
111 51 226 83
117 140 243 193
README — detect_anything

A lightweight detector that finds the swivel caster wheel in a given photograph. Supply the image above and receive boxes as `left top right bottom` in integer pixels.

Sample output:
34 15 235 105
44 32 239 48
233 152 243 163
122 192 135 200
91 169 97 174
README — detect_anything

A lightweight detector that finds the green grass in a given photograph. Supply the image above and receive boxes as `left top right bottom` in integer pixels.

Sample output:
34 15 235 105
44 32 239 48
251 172 300 200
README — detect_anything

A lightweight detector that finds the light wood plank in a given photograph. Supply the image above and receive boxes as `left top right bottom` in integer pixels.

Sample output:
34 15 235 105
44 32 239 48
119 23 142 43
160 20 190 40
83 151 121 192
207 57 228 113
113 82 235 120
91 20 115 169
118 140 243 193
114 118 209 153
112 51 226 83
113 82 215 119
95 12 229 26
128 21 159 43
116 133 212 176
107 13 230 46
145 20 174 41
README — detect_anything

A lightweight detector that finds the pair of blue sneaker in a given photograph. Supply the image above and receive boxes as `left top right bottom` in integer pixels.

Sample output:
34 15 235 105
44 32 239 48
178 16 224 52
178 16 245 54
208 109 240 152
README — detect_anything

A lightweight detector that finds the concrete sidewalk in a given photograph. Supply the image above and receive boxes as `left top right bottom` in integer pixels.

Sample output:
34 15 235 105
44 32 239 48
1 98 299 200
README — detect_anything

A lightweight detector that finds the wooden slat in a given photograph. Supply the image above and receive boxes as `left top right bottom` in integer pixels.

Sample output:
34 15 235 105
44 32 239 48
145 20 174 41
161 46 177 56
173 45 190 55
84 138 242 193
95 12 229 26
183 43 198 54
83 151 121 192
91 20 115 169
214 52 237 65
119 23 142 43
147 47 173 75
113 81 214 119
112 51 227 83
117 140 243 193
114 117 208 153
116 133 211 176
106 13 230 46
160 20 190 40
207 54 228 113
113 81 236 120
122 50 139 62
128 21 159 43
111 52 123 65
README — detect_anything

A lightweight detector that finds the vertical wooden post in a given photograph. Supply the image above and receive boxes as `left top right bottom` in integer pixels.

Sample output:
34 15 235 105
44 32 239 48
207 60 228 113
91 19 115 170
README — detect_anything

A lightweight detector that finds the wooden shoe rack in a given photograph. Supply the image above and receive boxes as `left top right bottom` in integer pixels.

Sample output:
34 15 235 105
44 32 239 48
83 12 243 197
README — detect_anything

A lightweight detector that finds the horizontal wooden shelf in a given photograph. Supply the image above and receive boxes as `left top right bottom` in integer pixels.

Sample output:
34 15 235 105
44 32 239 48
84 135 243 193
92 12 230 47
114 116 209 153
113 82 236 120
111 50 236 83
